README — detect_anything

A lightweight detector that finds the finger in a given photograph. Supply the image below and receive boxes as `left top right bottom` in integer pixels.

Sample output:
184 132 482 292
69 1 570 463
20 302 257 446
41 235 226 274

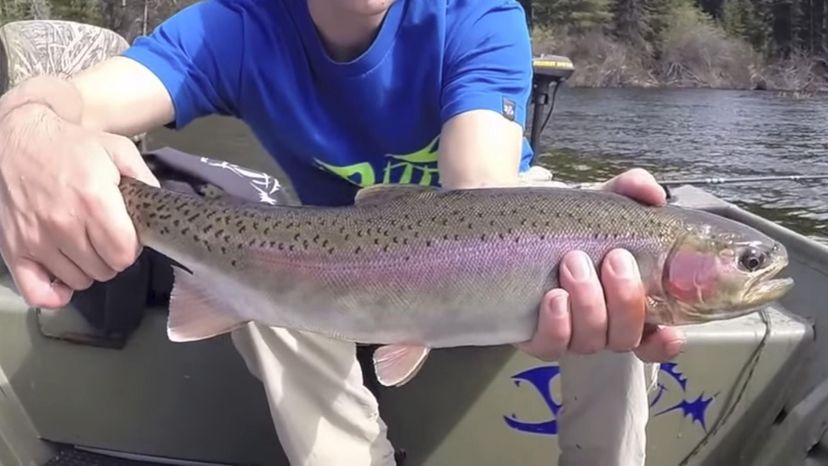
85 186 141 273
634 324 685 362
11 257 76 309
516 289 572 361
601 168 666 206
56 227 117 282
560 250 607 354
39 247 94 291
104 133 159 187
601 249 646 352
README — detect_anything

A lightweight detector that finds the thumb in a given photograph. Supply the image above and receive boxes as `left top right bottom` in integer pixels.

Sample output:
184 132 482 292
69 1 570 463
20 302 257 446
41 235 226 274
103 133 160 188
11 258 74 309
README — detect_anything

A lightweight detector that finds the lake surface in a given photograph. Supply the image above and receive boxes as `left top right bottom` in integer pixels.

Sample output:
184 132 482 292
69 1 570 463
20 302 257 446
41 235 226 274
147 87 828 243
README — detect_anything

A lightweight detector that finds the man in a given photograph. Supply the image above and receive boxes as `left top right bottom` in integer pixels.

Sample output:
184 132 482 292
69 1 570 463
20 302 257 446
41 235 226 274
0 0 684 464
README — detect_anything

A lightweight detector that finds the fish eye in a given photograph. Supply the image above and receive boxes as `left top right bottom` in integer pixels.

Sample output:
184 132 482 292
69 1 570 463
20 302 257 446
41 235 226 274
739 246 767 272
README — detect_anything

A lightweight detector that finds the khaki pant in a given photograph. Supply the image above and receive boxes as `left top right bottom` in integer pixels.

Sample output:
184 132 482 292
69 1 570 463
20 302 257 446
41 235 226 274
231 323 658 466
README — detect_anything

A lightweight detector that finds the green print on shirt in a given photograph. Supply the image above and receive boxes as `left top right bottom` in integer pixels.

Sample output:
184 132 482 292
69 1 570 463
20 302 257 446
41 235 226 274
316 137 440 188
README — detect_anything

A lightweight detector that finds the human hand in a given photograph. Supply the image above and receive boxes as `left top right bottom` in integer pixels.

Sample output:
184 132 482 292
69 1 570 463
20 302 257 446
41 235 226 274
517 168 685 363
0 103 159 309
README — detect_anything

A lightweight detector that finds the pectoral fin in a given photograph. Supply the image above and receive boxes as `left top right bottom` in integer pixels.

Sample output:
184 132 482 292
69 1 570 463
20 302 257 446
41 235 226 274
167 268 247 342
373 344 431 387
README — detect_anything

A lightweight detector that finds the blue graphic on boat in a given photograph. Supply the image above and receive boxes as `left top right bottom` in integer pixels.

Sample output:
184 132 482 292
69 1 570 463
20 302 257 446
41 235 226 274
503 362 715 436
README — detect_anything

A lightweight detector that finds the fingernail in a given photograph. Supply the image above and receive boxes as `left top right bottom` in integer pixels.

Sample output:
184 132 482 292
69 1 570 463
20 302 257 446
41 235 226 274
666 332 686 356
565 253 592 281
548 291 568 316
608 251 637 279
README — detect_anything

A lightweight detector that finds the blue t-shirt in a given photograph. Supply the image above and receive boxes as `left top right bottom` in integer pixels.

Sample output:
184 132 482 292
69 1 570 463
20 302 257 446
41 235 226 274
122 0 534 206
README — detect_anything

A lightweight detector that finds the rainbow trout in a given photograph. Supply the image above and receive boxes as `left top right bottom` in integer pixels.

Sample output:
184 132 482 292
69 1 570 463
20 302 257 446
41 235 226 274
120 177 793 386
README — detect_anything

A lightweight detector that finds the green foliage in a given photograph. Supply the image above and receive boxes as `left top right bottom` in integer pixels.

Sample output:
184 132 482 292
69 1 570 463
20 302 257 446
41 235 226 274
49 0 101 24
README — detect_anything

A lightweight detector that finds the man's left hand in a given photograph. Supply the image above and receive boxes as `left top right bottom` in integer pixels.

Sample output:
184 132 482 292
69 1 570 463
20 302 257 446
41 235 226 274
516 168 686 363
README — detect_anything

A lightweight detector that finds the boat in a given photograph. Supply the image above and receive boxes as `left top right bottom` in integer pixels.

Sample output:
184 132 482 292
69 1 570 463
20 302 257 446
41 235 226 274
0 18 826 466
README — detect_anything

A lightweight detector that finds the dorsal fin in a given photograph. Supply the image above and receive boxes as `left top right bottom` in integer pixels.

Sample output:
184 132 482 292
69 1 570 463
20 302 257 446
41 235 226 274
354 183 438 206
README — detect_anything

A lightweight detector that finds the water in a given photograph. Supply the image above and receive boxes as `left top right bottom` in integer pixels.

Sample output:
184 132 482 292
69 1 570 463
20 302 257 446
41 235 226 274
535 87 828 243
148 87 828 242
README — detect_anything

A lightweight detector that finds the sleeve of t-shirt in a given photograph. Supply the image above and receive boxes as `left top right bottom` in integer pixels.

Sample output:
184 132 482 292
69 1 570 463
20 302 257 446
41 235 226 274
120 0 244 129
441 0 533 128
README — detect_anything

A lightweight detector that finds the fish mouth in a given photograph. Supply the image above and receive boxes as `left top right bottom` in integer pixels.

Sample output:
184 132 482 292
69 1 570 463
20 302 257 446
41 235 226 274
749 276 794 302
741 249 794 306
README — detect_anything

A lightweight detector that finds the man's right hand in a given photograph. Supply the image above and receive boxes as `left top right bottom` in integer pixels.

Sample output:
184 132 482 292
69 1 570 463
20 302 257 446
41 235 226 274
0 103 158 309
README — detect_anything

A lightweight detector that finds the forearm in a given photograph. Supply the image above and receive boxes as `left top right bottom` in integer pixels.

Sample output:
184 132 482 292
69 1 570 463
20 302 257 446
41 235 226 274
0 57 174 137
438 109 523 189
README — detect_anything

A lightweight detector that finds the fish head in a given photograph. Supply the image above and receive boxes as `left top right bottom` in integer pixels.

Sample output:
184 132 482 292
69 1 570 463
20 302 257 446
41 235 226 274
652 208 793 325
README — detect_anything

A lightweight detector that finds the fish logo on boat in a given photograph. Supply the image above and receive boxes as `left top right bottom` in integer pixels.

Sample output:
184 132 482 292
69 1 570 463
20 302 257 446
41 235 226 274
503 362 716 436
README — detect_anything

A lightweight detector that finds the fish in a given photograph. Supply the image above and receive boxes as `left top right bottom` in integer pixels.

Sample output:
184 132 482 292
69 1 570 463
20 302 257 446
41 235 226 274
119 177 794 386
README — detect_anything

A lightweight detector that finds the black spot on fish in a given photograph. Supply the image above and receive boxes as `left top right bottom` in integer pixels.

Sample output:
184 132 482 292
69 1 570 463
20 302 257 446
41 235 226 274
278 243 284 250
357 230 363 237
249 238 256 246
467 223 473 230
148 212 157 219
294 233 301 241
203 224 212 233
313 234 320 243
253 222 259 231
239 226 247 234
392 236 398 244
426 240 432 247
289 245 295 252
215 229 224 238
322 239 329 247
182 227 190 235
355 246 362 254
264 227 270 235
303 240 309 249
344 234 351 240
221 246 227 254
328 247 335 254
383 244 389 252
231 259 238 267
224 235 231 243
192 235 199 242
481 234 486 241
188 213 200 222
